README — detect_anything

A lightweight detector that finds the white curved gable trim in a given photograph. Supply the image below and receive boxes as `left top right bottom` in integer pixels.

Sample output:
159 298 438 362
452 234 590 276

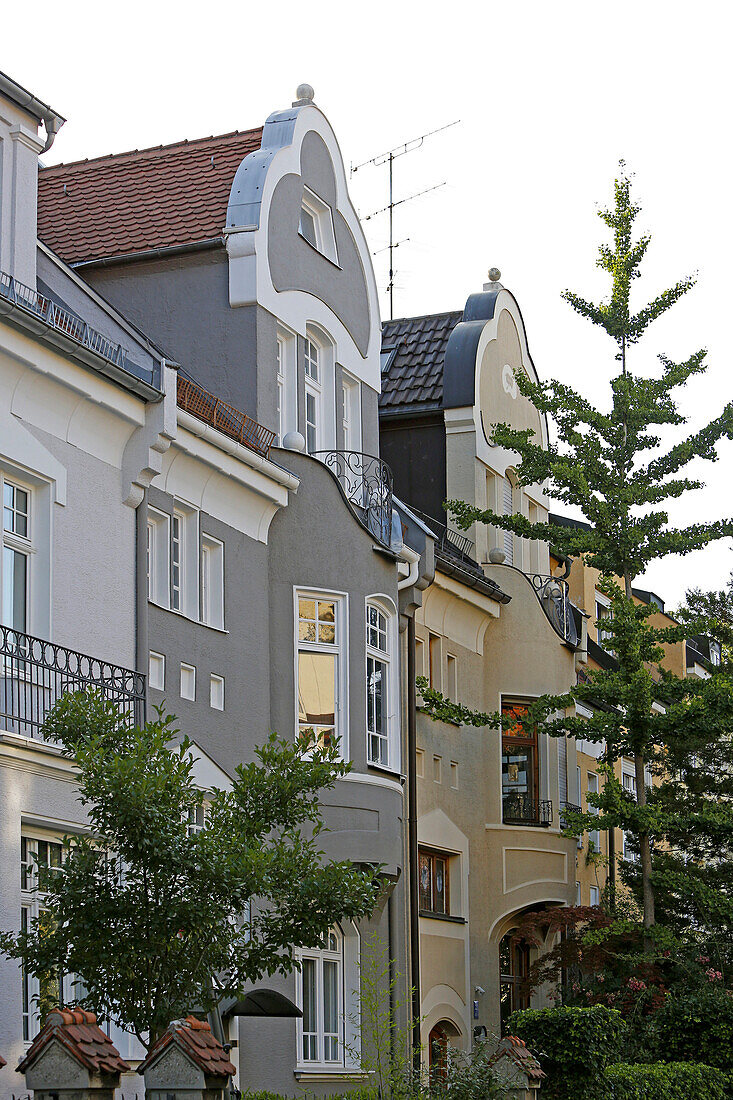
224 104 381 392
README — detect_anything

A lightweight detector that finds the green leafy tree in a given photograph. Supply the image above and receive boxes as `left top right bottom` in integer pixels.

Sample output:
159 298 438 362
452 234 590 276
0 692 378 1045
420 167 733 945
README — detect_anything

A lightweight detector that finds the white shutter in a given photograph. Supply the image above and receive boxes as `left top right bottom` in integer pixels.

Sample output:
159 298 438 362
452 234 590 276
503 478 514 564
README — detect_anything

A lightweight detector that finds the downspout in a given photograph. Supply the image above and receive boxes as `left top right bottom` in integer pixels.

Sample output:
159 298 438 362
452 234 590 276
406 613 421 1068
135 490 149 720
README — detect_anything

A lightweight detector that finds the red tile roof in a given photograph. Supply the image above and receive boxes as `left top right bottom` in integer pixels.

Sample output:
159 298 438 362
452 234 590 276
17 1009 130 1077
38 128 263 266
487 1035 545 1080
138 1016 236 1079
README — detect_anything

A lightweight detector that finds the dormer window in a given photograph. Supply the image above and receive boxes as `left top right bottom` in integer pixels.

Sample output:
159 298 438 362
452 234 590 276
299 187 339 265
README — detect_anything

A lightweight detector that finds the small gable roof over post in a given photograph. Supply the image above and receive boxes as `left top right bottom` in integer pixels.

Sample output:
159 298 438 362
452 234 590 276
17 1009 130 1085
137 1016 236 1083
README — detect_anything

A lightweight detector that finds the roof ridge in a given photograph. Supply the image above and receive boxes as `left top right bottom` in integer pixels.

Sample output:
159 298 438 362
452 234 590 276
384 309 463 326
41 126 263 173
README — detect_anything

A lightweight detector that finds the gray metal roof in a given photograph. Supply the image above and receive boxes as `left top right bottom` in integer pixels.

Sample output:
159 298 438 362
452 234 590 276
380 310 462 414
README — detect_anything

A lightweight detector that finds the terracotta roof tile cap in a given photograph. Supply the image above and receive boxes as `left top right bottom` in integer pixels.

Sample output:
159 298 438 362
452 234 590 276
182 1016 210 1031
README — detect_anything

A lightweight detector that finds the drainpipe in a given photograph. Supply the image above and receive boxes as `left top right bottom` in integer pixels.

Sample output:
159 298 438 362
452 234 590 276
135 491 149 718
406 614 421 1068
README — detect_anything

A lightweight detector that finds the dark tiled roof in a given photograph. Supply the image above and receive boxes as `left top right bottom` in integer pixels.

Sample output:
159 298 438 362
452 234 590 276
380 311 462 413
17 1009 130 1076
37 129 263 265
138 1016 235 1079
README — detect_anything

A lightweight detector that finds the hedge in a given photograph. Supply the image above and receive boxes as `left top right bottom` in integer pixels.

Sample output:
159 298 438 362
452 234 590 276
606 1062 727 1100
652 987 733 1070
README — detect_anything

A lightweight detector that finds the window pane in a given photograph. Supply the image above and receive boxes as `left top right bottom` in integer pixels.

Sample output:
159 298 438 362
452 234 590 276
434 857 447 915
318 601 335 623
419 852 432 910
323 960 339 1061
300 207 318 250
298 651 336 747
302 958 317 1060
299 598 316 620
2 546 27 632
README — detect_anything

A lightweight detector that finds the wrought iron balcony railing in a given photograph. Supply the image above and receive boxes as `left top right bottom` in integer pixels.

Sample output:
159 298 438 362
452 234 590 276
502 794 553 827
0 625 145 742
529 574 579 646
177 374 276 458
406 505 475 560
311 450 394 548
559 801 583 831
0 271 157 388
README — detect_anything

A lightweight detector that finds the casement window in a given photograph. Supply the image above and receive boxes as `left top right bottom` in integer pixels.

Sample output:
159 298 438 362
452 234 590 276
210 674 225 711
184 804 207 836
595 592 612 650
366 602 396 769
501 702 540 824
576 881 582 904
201 535 224 629
340 373 362 453
587 772 601 851
20 836 68 1040
148 651 165 691
146 508 170 606
445 654 457 702
296 592 346 758
589 885 600 907
502 476 514 565
180 663 196 701
171 505 199 619
419 848 450 916
304 338 322 454
2 478 31 633
298 187 339 264
299 927 343 1064
276 336 285 446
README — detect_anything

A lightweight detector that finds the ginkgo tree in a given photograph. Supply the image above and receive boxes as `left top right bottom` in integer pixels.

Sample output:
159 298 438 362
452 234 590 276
419 167 733 947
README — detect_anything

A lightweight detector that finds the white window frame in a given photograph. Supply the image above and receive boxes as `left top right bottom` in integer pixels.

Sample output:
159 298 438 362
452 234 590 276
365 597 399 772
210 674 225 711
340 371 362 454
147 507 170 608
276 327 297 444
589 885 600 907
295 922 360 1072
201 534 224 630
2 474 32 634
587 771 600 851
502 473 515 565
20 833 71 1041
149 651 165 691
180 662 196 702
595 591 612 650
298 186 339 265
171 503 199 620
295 588 348 761
304 337 322 455
276 335 285 446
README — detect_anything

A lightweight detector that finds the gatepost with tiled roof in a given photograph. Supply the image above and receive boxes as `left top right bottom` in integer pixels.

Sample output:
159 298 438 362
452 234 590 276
138 1017 235 1100
17 1009 129 1100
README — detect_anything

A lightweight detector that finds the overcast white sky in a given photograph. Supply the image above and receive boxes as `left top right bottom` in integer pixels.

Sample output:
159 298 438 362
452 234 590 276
7 1 733 607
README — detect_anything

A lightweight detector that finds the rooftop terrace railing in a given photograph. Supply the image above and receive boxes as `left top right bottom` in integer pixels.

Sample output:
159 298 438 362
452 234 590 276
0 624 145 742
177 374 276 459
0 271 156 387
406 506 475 560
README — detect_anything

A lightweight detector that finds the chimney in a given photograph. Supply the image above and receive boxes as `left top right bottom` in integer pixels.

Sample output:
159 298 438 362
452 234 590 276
0 71 64 288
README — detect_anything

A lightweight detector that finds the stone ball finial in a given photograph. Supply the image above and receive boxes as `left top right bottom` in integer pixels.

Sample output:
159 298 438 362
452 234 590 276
294 83 315 104
488 267 501 282
283 430 306 453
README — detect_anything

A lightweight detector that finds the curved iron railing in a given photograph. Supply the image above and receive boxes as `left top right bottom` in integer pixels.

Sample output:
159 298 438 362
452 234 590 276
529 574 579 646
311 451 394 547
503 795 553 827
0 625 145 741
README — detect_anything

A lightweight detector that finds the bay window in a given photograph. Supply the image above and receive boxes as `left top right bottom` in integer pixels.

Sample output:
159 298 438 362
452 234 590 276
501 701 548 825
296 592 346 757
299 927 342 1064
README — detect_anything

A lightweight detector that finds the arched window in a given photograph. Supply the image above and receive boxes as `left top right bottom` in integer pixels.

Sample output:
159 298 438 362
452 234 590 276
366 599 398 771
428 1020 461 1079
298 926 344 1066
304 336 322 454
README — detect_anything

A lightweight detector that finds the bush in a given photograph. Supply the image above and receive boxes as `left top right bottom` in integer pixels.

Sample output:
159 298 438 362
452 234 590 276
652 986 733 1070
606 1062 727 1100
508 1005 626 1099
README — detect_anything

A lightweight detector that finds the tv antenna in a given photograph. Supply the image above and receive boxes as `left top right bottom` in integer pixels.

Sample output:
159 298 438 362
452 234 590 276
352 120 459 319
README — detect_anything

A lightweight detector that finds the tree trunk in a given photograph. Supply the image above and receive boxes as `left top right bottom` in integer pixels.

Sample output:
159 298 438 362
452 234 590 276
624 569 655 937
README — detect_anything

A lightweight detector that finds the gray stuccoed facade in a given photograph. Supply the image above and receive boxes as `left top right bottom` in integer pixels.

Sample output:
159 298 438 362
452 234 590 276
0 77 433 1096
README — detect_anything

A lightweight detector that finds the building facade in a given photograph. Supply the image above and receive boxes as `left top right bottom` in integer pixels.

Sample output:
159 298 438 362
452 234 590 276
380 277 583 1055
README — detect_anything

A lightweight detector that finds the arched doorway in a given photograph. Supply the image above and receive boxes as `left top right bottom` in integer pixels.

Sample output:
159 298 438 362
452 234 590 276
499 931 531 1033
428 1020 461 1079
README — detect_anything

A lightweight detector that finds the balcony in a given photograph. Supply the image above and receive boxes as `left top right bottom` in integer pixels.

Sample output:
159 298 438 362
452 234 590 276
559 802 582 831
405 506 475 560
502 794 553 827
177 374 276 459
0 625 145 743
311 450 395 548
529 574 579 646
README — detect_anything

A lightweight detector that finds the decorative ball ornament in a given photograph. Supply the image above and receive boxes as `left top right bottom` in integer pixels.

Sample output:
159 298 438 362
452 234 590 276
488 547 507 564
282 430 306 453
488 267 502 282
295 83 315 103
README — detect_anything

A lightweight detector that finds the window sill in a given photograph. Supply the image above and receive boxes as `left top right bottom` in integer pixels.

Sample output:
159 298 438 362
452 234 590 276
297 230 342 270
366 761 405 783
147 600 229 634
419 910 466 925
294 1068 367 1081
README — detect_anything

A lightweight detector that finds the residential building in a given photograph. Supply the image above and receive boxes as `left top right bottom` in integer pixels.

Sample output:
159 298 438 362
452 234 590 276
32 82 431 1094
380 275 583 1056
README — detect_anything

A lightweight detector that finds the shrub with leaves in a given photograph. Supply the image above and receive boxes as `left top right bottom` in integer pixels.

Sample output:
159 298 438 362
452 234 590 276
605 1061 727 1100
509 1005 626 1099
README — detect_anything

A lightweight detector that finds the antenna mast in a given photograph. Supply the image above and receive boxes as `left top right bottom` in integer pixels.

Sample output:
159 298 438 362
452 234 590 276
352 120 459 320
